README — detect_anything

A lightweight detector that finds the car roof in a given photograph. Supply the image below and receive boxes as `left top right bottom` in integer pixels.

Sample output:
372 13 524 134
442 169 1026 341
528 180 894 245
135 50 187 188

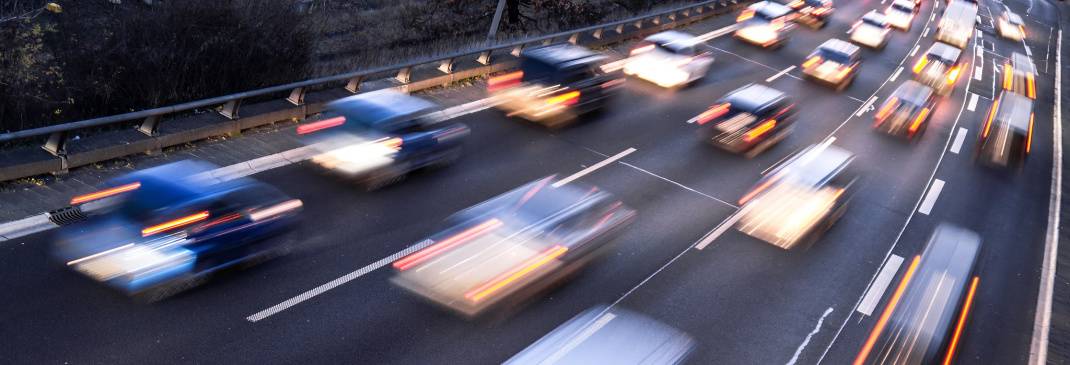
522 43 607 68
724 84 785 112
892 0 914 8
996 91 1034 131
1011 52 1037 73
328 90 437 128
106 160 228 211
1004 11 1024 24
862 11 888 25
752 1 794 18
781 144 855 187
819 39 861 58
925 42 962 64
893 80 935 106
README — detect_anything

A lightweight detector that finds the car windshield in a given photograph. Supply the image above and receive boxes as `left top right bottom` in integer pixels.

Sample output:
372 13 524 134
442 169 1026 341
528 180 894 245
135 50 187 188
863 14 887 27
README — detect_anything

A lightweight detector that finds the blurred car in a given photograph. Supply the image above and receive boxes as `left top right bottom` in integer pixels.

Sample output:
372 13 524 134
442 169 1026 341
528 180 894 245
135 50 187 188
912 42 965 95
623 30 715 88
795 0 835 29
691 83 797 157
936 0 978 48
736 142 857 249
390 176 636 318
489 43 623 128
801 39 861 91
874 80 938 139
997 10 1026 41
854 224 981 365
1003 52 1037 99
977 91 1034 168
54 161 302 301
506 305 695 365
849 11 892 49
884 0 916 31
735 1 796 48
298 90 469 190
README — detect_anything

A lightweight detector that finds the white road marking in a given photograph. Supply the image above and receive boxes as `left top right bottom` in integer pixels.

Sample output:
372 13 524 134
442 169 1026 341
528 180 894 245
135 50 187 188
1029 29 1062 365
712 46 802 79
917 179 945 215
922 26 930 37
246 238 435 322
856 96 878 117
766 65 797 83
786 307 835 365
974 65 984 81
950 128 968 154
552 148 636 188
889 67 904 82
618 161 736 208
977 29 983 38
1026 46 1032 56
910 45 920 57
694 209 746 250
856 255 905 316
967 93 979 111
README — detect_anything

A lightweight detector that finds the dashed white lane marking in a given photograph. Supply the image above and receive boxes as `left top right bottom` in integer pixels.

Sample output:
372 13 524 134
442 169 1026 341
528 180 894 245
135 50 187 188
922 26 931 37
246 238 435 322
977 29 983 38
553 148 636 188
950 128 968 154
917 179 945 215
974 65 984 81
786 307 836 365
694 209 746 250
967 93 979 111
910 45 920 57
856 254 905 316
856 96 878 117
766 65 797 83
1025 46 1033 56
889 67 904 82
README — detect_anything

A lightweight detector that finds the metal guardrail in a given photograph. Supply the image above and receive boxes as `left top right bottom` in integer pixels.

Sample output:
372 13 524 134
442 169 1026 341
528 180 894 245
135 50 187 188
0 0 744 171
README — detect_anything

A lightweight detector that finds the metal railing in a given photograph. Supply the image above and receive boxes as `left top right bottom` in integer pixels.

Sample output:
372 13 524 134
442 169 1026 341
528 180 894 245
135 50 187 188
0 0 746 177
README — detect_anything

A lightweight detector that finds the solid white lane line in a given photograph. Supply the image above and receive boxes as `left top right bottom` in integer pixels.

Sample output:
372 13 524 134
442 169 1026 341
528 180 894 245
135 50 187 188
917 179 945 215
950 128 968 154
618 161 737 208
766 65 797 83
967 93 980 111
856 96 878 117
856 255 905 316
974 65 984 81
889 67 904 82
1029 29 1062 365
694 209 746 250
786 307 835 365
246 239 435 322
712 46 800 78
1026 46 1033 56
910 45 920 57
552 148 636 188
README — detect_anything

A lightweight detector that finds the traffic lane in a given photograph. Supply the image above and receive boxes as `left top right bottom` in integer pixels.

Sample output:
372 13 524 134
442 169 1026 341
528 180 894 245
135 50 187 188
197 155 739 364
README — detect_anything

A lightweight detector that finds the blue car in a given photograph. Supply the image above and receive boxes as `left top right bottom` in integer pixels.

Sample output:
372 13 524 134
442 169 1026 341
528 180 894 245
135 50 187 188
298 90 470 190
54 160 302 301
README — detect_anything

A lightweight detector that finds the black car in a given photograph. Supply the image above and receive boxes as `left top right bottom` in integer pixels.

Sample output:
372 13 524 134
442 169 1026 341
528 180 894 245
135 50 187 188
691 83 797 157
489 43 623 128
796 0 835 28
874 80 937 139
977 91 1034 168
855 224 981 365
298 90 470 190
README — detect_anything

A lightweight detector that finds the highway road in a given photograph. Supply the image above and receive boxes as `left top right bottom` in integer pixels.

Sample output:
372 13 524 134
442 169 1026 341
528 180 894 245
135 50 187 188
0 0 1064 363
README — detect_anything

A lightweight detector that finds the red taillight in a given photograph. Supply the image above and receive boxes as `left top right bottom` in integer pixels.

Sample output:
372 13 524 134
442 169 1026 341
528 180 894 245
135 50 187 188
743 119 777 143
874 97 899 123
546 91 580 106
70 182 141 205
488 71 523 92
297 116 346 135
802 55 822 69
854 255 921 365
696 103 732 125
942 277 980 365
946 65 962 85
392 219 503 271
737 9 755 22
142 211 210 237
630 44 655 56
739 176 778 205
983 97 1000 138
464 245 568 302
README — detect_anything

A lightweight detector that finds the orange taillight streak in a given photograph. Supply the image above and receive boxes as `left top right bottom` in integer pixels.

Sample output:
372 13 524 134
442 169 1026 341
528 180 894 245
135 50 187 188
837 66 854 81
1027 74 1036 99
464 245 568 302
546 91 580 106
392 219 503 271
142 211 210 237
488 71 523 92
1003 63 1013 90
70 182 141 205
743 119 777 143
913 56 929 74
875 97 899 122
909 107 930 134
630 44 655 56
983 97 1000 138
1027 113 1034 153
697 103 732 125
942 276 980 365
737 9 754 22
379 137 403 151
946 65 961 85
297 116 346 135
803 56 822 69
739 176 777 205
853 255 922 365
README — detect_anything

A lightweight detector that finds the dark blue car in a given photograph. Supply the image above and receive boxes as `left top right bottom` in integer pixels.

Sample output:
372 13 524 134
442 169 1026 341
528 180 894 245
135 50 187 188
54 160 302 301
298 90 470 190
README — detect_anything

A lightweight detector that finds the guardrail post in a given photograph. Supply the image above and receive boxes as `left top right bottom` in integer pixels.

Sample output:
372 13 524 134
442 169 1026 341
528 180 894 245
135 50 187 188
219 99 241 119
568 33 580 44
682 9 690 17
615 24 625 34
438 58 455 74
345 76 364 93
592 28 604 39
43 131 67 156
695 5 704 13
138 115 161 136
651 16 661 25
541 38 553 46
396 67 412 83
633 20 643 29
511 45 524 57
287 87 306 106
477 51 492 65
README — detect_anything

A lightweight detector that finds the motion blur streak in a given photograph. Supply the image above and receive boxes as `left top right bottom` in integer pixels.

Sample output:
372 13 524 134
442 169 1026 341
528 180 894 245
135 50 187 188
66 243 135 266
69 182 141 205
983 98 1000 138
249 200 304 222
909 108 931 134
391 219 504 271
141 211 210 237
464 245 568 302
942 276 979 365
296 116 346 135
854 255 921 365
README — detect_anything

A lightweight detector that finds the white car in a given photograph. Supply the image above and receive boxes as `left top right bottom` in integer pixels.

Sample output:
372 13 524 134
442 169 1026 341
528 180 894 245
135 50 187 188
623 31 714 88
884 0 916 31
850 11 891 49
734 1 796 48
998 11 1026 41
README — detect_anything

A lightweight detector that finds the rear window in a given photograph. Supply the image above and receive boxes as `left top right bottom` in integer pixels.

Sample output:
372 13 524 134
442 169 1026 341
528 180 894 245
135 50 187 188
520 58 560 83
892 3 912 12
818 49 852 64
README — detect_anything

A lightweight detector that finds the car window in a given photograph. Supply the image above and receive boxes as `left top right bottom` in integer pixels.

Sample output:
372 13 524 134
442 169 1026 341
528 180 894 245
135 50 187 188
892 3 912 12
